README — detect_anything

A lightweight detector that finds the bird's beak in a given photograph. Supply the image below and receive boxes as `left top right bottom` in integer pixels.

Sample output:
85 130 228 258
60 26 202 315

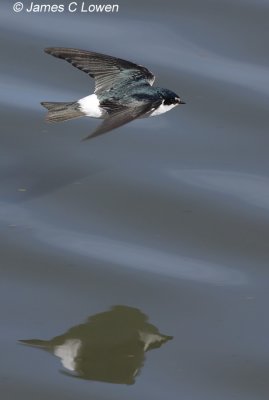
179 100 186 104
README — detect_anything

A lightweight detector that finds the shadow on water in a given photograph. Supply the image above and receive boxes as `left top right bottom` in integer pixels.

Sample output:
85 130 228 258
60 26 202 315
19 305 173 385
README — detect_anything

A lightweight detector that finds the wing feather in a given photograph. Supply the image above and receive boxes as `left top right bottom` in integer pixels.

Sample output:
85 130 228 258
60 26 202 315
82 100 160 141
44 47 155 94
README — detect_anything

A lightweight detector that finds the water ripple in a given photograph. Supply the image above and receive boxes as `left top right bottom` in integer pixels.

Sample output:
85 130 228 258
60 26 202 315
170 169 269 211
0 202 247 286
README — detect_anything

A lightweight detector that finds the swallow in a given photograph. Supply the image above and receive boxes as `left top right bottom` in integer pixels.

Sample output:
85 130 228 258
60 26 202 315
41 47 185 140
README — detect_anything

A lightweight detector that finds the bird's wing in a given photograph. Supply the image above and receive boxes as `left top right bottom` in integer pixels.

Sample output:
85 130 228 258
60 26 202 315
82 100 161 141
44 47 155 94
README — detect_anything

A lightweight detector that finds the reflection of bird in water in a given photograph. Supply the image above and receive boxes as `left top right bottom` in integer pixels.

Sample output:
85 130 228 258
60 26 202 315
19 305 173 385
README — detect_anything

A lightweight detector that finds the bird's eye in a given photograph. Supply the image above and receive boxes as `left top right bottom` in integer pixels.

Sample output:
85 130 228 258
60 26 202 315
164 98 173 105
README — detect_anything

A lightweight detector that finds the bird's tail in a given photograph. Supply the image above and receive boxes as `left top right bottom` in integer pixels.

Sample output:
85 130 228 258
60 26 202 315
41 101 84 123
18 338 48 348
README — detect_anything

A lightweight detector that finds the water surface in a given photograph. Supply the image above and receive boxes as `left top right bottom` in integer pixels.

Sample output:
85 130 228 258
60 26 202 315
1 1 269 399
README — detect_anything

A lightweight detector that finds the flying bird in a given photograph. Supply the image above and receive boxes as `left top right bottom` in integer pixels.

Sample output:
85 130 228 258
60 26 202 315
41 47 185 141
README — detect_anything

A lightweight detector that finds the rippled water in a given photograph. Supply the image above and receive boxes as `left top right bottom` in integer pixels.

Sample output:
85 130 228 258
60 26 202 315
1 0 269 399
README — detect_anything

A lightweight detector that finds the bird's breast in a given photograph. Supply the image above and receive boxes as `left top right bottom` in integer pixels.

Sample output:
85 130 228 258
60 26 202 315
150 101 178 117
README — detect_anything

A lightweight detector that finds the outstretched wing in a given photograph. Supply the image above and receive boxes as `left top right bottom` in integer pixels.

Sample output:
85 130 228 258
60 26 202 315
82 100 161 141
44 47 155 94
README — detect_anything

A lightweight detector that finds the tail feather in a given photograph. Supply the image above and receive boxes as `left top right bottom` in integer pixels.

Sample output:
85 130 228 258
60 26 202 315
19 339 48 348
41 101 84 123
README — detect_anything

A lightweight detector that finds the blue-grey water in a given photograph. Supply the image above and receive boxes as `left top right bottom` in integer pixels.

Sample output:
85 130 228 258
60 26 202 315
1 0 269 399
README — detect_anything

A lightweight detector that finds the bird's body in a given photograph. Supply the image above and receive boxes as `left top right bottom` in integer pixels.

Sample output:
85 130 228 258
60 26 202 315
41 47 185 140
78 89 179 119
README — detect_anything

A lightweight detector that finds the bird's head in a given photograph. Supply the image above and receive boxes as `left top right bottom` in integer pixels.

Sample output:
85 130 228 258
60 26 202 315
160 89 185 106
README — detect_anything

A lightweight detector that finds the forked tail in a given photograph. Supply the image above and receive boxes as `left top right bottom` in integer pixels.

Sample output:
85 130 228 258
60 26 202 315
41 101 84 123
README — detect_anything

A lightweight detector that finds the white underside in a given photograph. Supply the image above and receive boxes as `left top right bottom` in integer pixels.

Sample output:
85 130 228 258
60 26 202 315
78 94 104 118
54 339 82 371
150 101 178 117
78 94 177 119
139 331 167 351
